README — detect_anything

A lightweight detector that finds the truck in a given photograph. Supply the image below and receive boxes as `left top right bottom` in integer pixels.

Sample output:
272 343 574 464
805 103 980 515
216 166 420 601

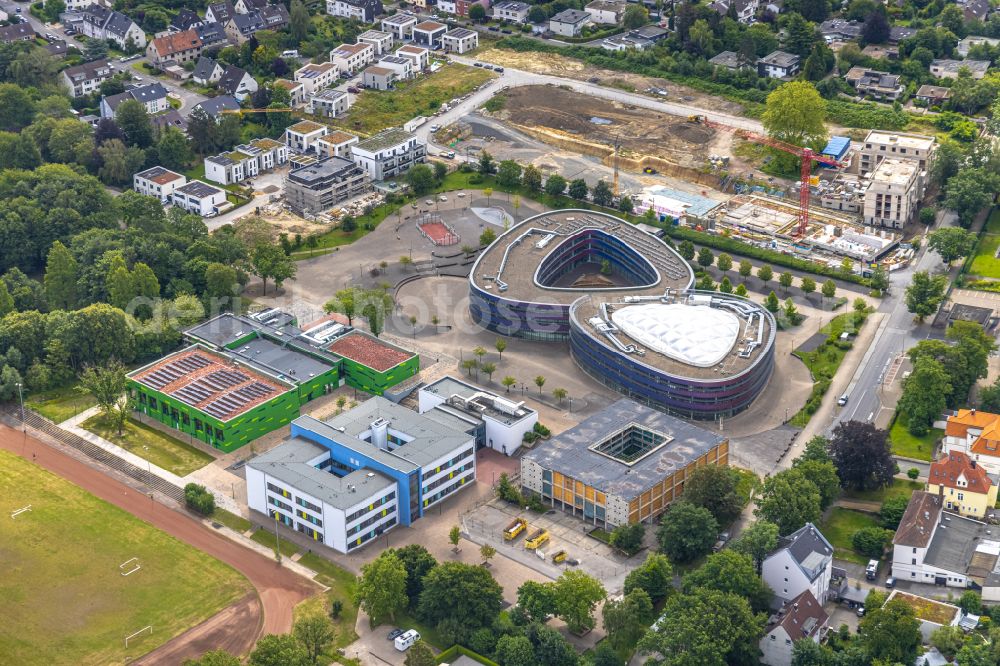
865 559 879 580
404 115 428 132
552 550 568 564
524 528 549 550
504 517 527 541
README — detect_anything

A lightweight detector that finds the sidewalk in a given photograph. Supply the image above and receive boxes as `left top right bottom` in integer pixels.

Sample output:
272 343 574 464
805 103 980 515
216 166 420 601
61 407 244 515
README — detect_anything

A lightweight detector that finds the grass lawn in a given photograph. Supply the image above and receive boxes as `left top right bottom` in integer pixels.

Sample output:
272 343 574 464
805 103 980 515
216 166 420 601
819 507 880 565
789 312 868 427
250 526 302 559
294 553 360 665
969 234 1000 279
734 467 759 507
843 479 924 504
82 415 215 477
394 610 448 650
26 383 95 424
341 63 495 134
210 508 252 533
889 414 941 461
0 450 251 666
985 209 1000 234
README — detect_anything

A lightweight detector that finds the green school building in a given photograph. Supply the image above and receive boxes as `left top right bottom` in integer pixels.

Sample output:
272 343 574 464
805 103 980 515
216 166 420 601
126 312 419 452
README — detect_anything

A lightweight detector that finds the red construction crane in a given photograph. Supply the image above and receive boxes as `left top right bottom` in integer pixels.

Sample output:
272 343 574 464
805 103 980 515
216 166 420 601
688 115 847 236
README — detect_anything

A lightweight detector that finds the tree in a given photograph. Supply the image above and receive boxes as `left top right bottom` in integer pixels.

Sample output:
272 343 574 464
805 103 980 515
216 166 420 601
495 635 534 666
479 543 496 566
78 361 130 436
249 634 310 666
355 551 408 625
852 526 892 558
730 520 779 574
534 375 545 394
757 264 773 284
622 3 649 28
115 99 153 148
762 81 826 148
799 276 816 295
829 421 895 491
905 271 948 323
624 552 672 603
719 276 733 293
552 569 606 634
678 240 696 261
697 248 714 268
928 227 976 265
406 164 436 194
794 459 840 510
869 265 889 293
603 588 653 651
639 588 765 666
657 500 718 563
764 291 779 313
183 650 241 666
479 227 497 247
293 615 335 665
545 174 566 196
184 483 215 515
930 625 966 661
418 562 503 631
682 550 771 612
289 0 310 42
738 260 752 279
156 126 192 170
433 161 447 183
0 84 35 131
551 387 568 406
502 375 516 393
497 160 523 188
325 288 359 325
44 240 78 310
568 178 589 200
861 7 890 44
716 253 733 273
682 465 744 524
522 164 542 193
592 180 613 207
755 468 822 535
493 337 507 360
802 44 830 81
448 524 461 552
819 280 835 299
481 362 496 381
0 281 13 318
468 2 487 21
608 522 645 555
98 139 141 186
946 168 1000 228
478 150 495 175
898 357 951 435
390 544 437 609
251 244 296 295
859 597 922 665
517 580 557 622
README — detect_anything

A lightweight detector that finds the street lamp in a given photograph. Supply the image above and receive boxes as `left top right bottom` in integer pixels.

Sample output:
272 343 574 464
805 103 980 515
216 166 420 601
273 513 282 565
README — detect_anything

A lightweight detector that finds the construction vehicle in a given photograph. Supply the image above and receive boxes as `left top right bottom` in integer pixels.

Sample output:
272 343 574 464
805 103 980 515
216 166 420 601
552 549 568 564
687 115 848 236
524 528 549 550
504 517 527 541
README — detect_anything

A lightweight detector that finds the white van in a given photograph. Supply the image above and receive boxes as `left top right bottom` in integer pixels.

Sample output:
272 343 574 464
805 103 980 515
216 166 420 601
282 49 299 57
394 629 420 651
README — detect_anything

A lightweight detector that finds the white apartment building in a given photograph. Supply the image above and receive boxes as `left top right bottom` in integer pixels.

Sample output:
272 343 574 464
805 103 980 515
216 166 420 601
395 44 429 71
863 159 922 229
760 591 828 666
357 29 394 55
61 58 114 97
376 55 413 80
330 42 375 75
858 130 936 176
351 127 426 181
204 138 288 186
172 180 228 216
493 0 530 22
441 28 478 54
285 120 330 153
942 409 1000 475
585 0 626 24
762 523 834 604
294 61 339 96
133 166 187 202
309 89 351 118
316 131 359 160
381 12 418 40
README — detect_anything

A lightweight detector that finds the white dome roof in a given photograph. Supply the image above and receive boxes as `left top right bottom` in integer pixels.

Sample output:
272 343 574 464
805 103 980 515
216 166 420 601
611 303 740 367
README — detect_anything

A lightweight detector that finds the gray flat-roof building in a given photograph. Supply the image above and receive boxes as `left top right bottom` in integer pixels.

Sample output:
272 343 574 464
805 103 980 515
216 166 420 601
520 398 730 527
285 157 371 215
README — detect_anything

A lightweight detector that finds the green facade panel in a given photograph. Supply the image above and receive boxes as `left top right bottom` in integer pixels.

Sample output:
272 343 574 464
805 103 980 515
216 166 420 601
340 355 419 395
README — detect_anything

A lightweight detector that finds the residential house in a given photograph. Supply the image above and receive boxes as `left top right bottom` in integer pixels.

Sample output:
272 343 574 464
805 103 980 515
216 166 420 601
395 45 429 71
585 0 626 24
845 67 904 101
326 0 384 23
193 56 225 85
350 127 426 181
381 12 418 40
629 24 669 42
273 78 306 106
861 44 899 60
205 1 236 24
0 23 35 44
377 55 413 80
858 129 936 176
927 451 998 519
195 21 230 50
453 0 492 17
146 29 203 67
330 42 375 75
150 109 187 133
224 4 289 45
285 120 330 153
294 62 339 96
362 65 396 90
192 94 241 119
888 26 917 44
412 21 448 48
931 58 990 80
309 89 351 118
759 591 828 666
316 131 359 160
863 158 922 229
169 8 204 32
205 138 287 185
438 0 460 14
441 28 478 54
172 180 228 216
891 490 1000 591
247 137 288 170
45 40 69 58
884 591 964 642
707 0 759 23
357 29 394 55
757 50 800 78
761 523 834 604
234 0 269 13
915 84 951 106
100 82 168 118
959 0 991 22
548 9 591 36
818 18 862 42
958 36 1000 57
61 58 113 97
492 0 530 22
217 65 258 100
708 50 750 70
63 0 109 10
284 157 371 215
942 409 1000 475
602 34 651 50
134 166 187 202
77 4 146 49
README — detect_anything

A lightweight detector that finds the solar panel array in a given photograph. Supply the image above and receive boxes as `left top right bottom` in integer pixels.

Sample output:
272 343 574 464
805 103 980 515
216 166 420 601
173 369 250 406
202 381 277 420
140 353 213 390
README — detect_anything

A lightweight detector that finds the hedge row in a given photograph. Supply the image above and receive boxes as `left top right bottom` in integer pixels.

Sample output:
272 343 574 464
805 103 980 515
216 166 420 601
436 646 500 666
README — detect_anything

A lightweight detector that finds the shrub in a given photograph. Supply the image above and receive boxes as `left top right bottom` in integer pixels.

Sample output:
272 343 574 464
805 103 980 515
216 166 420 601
533 422 551 437
907 467 920 480
184 482 216 516
608 523 645 556
852 526 892 558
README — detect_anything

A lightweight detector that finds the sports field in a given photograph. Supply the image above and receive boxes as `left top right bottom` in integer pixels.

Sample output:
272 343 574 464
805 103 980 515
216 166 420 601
0 450 252 666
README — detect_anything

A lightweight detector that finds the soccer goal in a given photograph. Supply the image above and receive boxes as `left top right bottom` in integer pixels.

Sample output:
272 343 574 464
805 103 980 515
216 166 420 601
119 557 141 576
124 625 152 648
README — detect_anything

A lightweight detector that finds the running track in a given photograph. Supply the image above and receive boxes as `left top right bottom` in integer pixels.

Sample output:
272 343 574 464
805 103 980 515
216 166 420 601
0 424 318 661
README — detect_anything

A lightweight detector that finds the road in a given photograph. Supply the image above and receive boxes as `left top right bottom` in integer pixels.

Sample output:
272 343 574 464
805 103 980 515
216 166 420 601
0 423 318 662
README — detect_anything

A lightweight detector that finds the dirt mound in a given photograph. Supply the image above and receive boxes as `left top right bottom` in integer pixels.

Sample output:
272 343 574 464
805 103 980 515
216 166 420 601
670 122 714 145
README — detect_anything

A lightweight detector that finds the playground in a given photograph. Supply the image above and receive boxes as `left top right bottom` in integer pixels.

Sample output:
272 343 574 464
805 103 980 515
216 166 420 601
0 450 252 666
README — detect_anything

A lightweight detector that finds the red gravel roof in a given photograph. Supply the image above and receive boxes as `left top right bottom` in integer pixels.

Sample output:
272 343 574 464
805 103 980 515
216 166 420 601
327 332 414 372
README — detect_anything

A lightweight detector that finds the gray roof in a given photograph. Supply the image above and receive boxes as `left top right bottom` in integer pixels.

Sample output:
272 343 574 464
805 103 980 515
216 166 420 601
630 25 668 39
421 375 536 426
228 336 337 381
171 8 203 31
63 58 112 82
924 512 996 574
208 1 235 22
288 156 361 184
444 28 476 39
759 50 800 67
0 23 35 42
218 64 252 94
251 437 396 509
193 95 241 117
104 10 138 37
775 523 833 583
551 8 591 23
175 180 224 198
150 108 187 132
196 21 228 44
382 11 418 25
889 26 916 42
193 56 220 80
133 82 168 103
297 396 474 472
355 127 416 152
494 1 530 10
522 398 726 500
932 58 990 74
312 88 347 101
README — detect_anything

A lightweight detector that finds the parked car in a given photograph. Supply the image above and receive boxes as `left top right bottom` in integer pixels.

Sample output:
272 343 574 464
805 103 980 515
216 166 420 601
387 628 404 641
474 62 483 67
439 195 448 202
865 559 878 581
856 605 865 617
495 66 504 72
837 393 849 406
885 576 896 588
347 86 360 93
430 124 441 131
